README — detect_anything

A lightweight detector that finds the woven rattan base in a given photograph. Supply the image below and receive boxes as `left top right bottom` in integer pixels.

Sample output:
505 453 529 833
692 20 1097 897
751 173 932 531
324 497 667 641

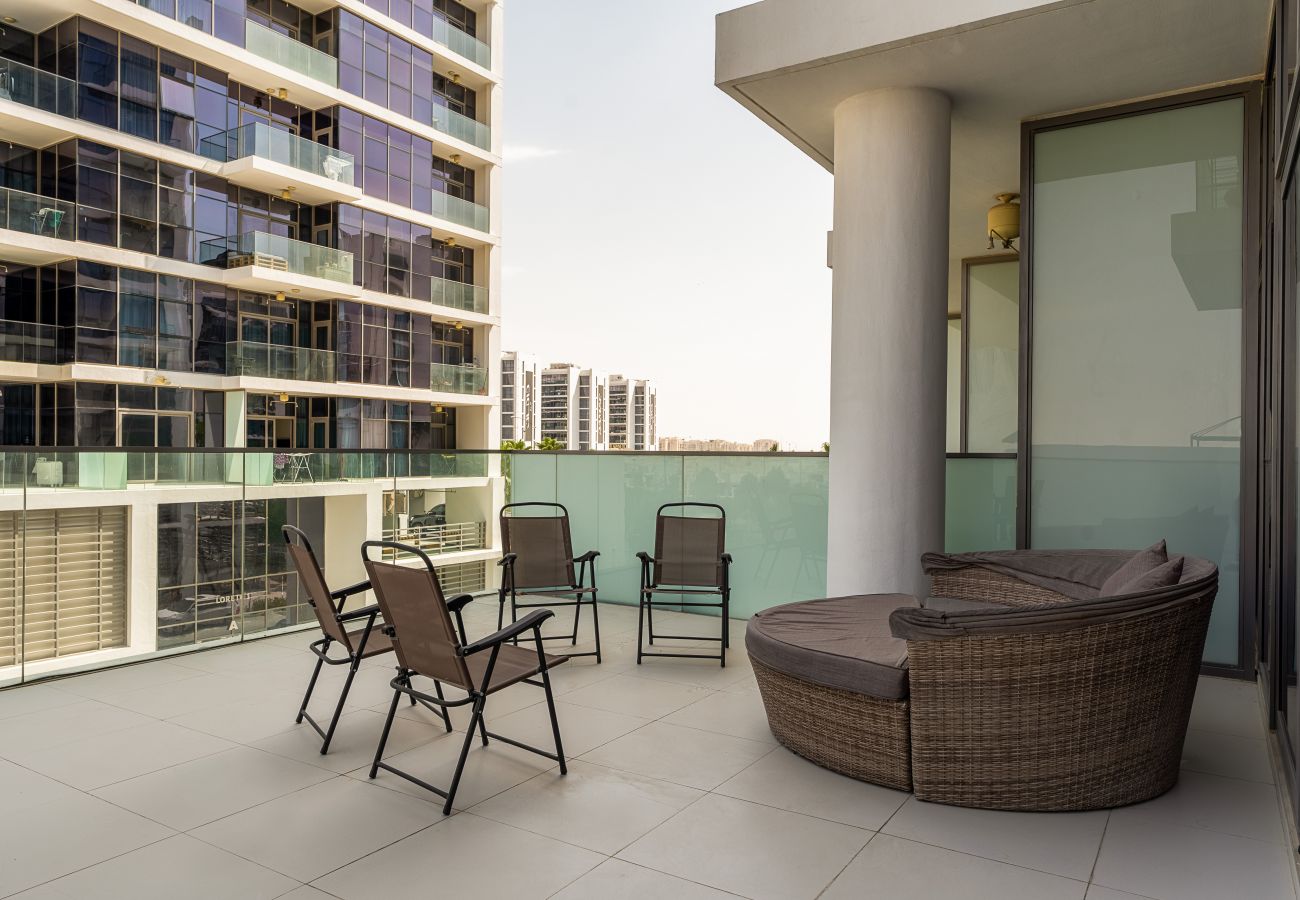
751 658 912 792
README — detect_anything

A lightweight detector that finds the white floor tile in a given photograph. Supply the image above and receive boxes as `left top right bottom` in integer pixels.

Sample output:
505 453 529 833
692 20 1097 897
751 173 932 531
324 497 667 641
618 793 869 900
167 689 308 744
1093 809 1294 900
93 746 334 830
881 796 1108 881
97 672 270 720
253 708 441 774
0 683 82 722
660 689 778 744
10 834 296 900
821 834 1087 900
550 858 739 900
1084 887 1155 900
580 721 773 790
0 700 153 757
8 719 234 791
486 699 649 756
0 787 173 897
562 675 712 719
715 745 908 831
1109 769 1287 844
313 812 601 900
1189 677 1265 738
190 777 444 882
1181 728 1274 784
52 661 208 702
471 760 703 854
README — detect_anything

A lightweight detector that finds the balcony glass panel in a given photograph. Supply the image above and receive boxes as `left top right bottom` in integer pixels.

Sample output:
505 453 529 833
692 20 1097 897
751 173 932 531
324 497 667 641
429 362 487 394
430 105 491 151
0 187 76 241
226 341 336 381
199 231 355 284
431 19 491 69
0 320 65 364
0 57 77 118
431 191 489 232
201 123 356 186
244 20 339 87
430 275 487 313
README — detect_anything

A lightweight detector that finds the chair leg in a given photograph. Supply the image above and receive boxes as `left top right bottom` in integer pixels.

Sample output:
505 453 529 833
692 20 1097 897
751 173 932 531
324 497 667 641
320 654 360 754
445 700 484 815
540 664 567 774
646 596 655 645
589 596 602 664
636 592 646 664
296 655 324 724
369 680 403 778
433 680 453 733
477 711 490 747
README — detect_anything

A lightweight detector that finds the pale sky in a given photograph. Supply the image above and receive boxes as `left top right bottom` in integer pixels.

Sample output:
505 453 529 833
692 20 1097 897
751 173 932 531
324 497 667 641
499 0 833 451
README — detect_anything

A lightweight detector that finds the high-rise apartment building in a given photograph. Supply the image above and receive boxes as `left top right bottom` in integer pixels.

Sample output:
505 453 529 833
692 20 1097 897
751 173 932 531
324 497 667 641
607 374 656 450
537 362 604 449
500 351 538 445
0 0 503 679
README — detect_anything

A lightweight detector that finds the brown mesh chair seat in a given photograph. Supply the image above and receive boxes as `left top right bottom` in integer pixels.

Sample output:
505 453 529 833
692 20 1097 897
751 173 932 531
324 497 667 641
363 539 569 815
499 502 602 661
284 524 459 754
637 502 732 667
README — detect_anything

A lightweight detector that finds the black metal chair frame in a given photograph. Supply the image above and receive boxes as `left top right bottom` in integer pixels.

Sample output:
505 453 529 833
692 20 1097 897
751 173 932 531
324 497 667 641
363 539 567 816
284 525 450 754
498 501 602 662
636 502 733 667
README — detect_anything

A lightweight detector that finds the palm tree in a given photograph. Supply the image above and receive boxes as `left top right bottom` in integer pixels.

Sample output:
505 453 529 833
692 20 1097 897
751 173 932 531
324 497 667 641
538 436 566 451
821 441 830 453
500 439 528 450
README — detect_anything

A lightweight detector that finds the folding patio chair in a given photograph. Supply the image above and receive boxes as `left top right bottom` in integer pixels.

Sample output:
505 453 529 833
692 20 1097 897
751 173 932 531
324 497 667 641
362 540 568 815
283 524 392 754
636 503 732 666
498 502 602 661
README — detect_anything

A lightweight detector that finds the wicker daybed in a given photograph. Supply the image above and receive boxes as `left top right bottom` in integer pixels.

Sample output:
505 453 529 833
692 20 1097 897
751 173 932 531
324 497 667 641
747 548 1219 811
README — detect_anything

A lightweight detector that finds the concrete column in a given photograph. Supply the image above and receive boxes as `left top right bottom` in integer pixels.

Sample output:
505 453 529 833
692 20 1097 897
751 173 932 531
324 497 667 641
827 88 951 598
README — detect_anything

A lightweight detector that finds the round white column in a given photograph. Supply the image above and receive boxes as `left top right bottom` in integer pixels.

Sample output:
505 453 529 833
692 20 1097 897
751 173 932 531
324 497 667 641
827 87 951 598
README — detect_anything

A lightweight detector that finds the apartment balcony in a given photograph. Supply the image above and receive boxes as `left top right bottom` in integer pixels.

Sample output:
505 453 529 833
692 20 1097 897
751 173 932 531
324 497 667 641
430 104 492 152
225 341 336 382
432 191 490 233
0 319 65 366
0 187 77 265
199 232 358 299
430 361 488 395
432 17 492 69
243 19 338 88
430 275 488 314
201 123 363 206
0 58 79 147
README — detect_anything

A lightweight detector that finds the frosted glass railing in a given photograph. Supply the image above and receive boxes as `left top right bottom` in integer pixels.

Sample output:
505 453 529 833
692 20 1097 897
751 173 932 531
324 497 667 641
227 341 336 381
430 362 488 394
431 191 489 232
202 123 356 186
431 104 491 151
199 232 355 284
431 18 491 68
0 319 65 364
0 57 76 118
245 20 338 87
0 187 75 241
430 275 487 313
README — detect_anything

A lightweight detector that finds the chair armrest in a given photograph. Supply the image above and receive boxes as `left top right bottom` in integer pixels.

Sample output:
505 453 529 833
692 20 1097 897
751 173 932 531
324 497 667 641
447 593 475 612
338 603 380 623
721 553 733 565
497 552 517 568
635 551 655 563
462 608 554 655
574 550 600 563
330 579 371 601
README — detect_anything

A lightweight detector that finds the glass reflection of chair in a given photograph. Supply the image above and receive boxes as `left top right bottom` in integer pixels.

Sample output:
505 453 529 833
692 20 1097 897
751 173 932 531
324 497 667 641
363 539 568 815
637 502 732 667
498 502 602 662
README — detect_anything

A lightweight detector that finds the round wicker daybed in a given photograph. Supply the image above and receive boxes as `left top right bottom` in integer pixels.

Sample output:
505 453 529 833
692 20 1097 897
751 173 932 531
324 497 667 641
747 548 1219 811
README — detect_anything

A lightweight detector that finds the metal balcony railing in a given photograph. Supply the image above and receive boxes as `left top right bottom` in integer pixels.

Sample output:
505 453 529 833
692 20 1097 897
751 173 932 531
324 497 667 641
380 520 486 559
0 186 75 241
244 20 338 87
430 104 491 151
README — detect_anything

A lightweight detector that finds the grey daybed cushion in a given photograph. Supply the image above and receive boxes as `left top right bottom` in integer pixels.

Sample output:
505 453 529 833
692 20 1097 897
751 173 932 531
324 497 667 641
745 594 917 700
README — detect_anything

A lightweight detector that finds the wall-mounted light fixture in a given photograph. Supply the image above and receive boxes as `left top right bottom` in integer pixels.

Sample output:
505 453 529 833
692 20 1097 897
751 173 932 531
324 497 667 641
449 154 461 165
278 392 289 403
987 193 1020 250
448 71 460 84
2 16 17 24
451 321 464 330
434 404 445 413
280 187 293 201
445 237 457 248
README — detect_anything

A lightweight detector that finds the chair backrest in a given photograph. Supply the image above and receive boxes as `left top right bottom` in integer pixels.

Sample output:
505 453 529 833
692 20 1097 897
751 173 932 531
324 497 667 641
283 524 351 648
654 503 726 588
500 502 577 589
361 540 472 691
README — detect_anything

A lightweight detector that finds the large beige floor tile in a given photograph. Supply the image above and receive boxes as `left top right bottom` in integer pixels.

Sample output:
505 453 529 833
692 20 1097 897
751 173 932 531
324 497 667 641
563 675 712 719
1109 769 1286 844
97 671 269 719
9 834 296 900
1181 728 1274 784
1189 676 1266 738
486 699 649 756
0 682 82 721
661 689 778 744
191 777 444 882
882 796 1108 880
1093 809 1294 900
0 699 153 757
579 721 773 790
471 760 703 854
54 660 207 702
93 746 334 830
618 793 870 900
167 689 307 744
715 745 908 830
821 834 1086 900
313 812 601 900
253 707 441 774
550 859 740 900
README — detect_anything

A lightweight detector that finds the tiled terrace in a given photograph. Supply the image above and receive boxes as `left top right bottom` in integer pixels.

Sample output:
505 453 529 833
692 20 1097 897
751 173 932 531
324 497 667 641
0 600 1296 900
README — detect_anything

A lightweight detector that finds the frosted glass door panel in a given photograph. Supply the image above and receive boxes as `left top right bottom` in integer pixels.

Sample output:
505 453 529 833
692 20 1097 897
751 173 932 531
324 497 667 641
1030 98 1243 666
967 260 1019 453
